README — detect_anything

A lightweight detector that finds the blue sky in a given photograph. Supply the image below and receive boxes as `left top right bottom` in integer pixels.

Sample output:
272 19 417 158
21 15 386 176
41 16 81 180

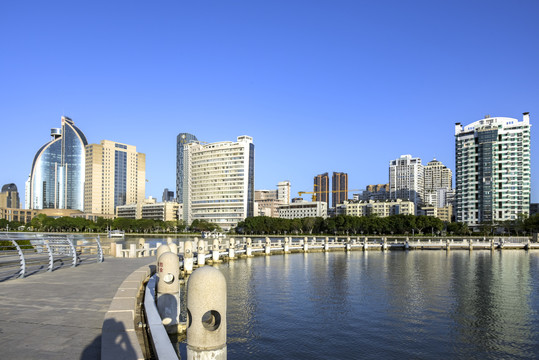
1 0 538 205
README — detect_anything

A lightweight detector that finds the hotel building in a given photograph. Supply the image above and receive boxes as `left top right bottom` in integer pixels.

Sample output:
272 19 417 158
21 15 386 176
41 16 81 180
455 113 531 227
29 116 87 211
183 136 255 231
84 140 145 216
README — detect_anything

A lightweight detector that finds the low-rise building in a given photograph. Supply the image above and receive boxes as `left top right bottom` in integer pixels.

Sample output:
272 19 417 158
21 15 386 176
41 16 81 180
141 202 180 222
340 199 415 217
0 208 38 223
419 205 453 222
116 197 157 219
278 201 328 219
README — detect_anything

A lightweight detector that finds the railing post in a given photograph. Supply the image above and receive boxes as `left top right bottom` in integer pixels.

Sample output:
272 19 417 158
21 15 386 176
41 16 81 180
246 238 253 257
96 235 104 262
346 237 351 251
11 239 26 279
115 243 123 258
228 238 236 259
44 240 53 272
184 241 194 275
67 237 77 267
157 251 180 334
265 237 271 255
324 237 329 252
186 266 227 360
212 239 221 262
129 244 136 258
363 237 369 251
197 239 206 267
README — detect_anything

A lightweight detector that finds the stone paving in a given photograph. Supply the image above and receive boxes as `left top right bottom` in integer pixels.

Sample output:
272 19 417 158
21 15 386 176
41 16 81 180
0 256 154 359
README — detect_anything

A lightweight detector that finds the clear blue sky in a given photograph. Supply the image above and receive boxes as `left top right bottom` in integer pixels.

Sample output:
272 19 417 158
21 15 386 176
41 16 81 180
1 0 538 205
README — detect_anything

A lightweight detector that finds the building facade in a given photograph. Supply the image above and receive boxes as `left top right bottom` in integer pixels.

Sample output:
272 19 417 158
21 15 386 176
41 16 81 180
389 154 423 211
277 181 291 204
176 133 198 204
332 172 348 207
455 113 531 227
85 140 146 216
361 184 389 201
0 184 20 209
314 173 329 208
162 188 174 202
29 116 88 211
278 201 328 219
183 136 255 231
340 199 415 217
423 158 452 207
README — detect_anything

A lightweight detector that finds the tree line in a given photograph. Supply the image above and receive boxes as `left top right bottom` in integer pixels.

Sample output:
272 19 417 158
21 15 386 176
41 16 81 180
236 214 539 236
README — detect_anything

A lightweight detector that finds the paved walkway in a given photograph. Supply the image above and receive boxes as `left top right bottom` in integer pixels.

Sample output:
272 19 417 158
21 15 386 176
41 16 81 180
0 256 154 359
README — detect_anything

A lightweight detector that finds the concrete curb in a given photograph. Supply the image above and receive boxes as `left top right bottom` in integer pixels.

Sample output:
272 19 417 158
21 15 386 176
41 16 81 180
101 265 153 360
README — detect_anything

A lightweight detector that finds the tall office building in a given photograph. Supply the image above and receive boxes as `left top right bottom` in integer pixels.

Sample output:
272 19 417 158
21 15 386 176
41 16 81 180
389 154 423 210
85 140 146 216
455 113 531 227
423 159 452 207
176 133 198 204
277 181 291 204
183 136 254 231
314 173 329 209
29 116 88 210
162 188 174 202
0 184 20 209
332 172 348 207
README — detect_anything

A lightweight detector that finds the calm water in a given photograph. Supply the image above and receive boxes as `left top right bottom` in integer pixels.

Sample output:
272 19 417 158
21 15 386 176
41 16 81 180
178 250 539 359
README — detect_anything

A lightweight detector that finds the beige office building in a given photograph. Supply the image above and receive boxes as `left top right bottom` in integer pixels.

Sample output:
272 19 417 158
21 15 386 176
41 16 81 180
341 199 415 217
85 140 145 216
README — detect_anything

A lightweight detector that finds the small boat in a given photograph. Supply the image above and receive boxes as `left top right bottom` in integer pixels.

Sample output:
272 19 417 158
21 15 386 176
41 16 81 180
108 230 125 238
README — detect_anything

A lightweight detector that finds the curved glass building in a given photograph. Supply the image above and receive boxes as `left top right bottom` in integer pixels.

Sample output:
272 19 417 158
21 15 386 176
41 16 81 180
29 116 88 210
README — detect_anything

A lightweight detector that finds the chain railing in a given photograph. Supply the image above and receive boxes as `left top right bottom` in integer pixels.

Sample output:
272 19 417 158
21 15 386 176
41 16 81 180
0 233 104 282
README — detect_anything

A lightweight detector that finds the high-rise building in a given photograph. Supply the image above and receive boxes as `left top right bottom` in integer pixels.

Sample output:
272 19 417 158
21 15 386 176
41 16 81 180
183 135 254 231
423 158 452 207
389 154 423 210
162 188 174 202
277 181 291 204
29 116 88 210
455 113 531 227
314 173 329 209
176 133 198 204
332 172 348 207
361 184 389 201
0 184 20 209
85 140 146 216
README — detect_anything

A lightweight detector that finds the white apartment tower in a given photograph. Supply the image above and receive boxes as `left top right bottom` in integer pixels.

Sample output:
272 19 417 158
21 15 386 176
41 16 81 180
389 154 423 210
455 113 531 227
85 140 146 216
423 158 452 207
183 136 255 231
277 181 291 204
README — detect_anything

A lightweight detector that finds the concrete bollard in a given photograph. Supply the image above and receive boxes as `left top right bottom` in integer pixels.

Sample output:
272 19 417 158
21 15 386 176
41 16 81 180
284 237 290 253
156 244 171 265
186 266 227 360
469 239 473 251
110 242 117 257
446 239 450 251
143 243 150 257
212 239 221 262
382 237 388 251
265 237 271 255
346 237 351 251
178 241 185 255
197 239 206 266
324 237 329 251
129 244 136 258
246 238 253 257
404 238 409 250
229 238 236 259
138 238 145 249
303 236 309 252
115 243 123 258
168 242 178 255
184 241 194 274
157 251 180 334
363 237 369 251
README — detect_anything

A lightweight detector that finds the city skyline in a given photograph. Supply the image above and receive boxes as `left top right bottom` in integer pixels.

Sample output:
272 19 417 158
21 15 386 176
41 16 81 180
1 1 538 205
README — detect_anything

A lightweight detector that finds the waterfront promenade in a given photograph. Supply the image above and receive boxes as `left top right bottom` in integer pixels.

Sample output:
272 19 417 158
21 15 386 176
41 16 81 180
0 256 153 360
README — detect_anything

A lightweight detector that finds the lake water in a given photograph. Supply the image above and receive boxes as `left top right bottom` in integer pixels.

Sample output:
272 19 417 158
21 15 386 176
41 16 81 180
178 250 539 359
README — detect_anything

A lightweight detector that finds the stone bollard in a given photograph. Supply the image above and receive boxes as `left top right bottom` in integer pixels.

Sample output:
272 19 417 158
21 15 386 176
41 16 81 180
265 237 271 255
526 239 531 250
382 237 388 251
246 238 253 257
404 238 409 250
212 239 221 262
184 241 194 274
186 266 227 360
143 243 150 257
229 238 236 259
168 242 178 255
363 237 369 251
446 239 450 251
129 244 137 258
469 239 473 251
324 237 329 251
110 242 117 257
115 243 123 258
490 239 495 250
284 237 290 253
346 237 351 251
156 244 171 265
178 241 185 255
303 236 309 252
138 238 145 250
157 251 180 334
197 239 206 267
